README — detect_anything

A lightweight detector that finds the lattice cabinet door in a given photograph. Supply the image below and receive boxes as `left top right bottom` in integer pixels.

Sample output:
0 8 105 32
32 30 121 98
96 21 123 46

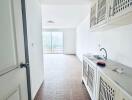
90 3 97 28
87 64 96 94
110 0 132 16
86 62 97 100
83 60 88 82
96 71 120 100
97 0 107 23
82 57 97 100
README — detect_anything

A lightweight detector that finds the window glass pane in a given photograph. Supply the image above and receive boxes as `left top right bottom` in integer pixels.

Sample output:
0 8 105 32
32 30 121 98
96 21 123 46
42 31 63 54
52 32 63 53
42 32 51 53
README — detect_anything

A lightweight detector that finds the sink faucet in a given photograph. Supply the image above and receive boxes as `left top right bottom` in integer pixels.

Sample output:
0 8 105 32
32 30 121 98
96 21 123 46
100 48 107 60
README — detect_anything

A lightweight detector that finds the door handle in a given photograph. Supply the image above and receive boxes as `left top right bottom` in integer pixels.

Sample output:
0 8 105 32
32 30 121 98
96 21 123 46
20 63 29 68
20 62 31 100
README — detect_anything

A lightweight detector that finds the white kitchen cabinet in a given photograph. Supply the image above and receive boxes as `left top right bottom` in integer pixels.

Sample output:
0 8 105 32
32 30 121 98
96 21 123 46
118 90 132 100
110 0 132 17
90 0 132 31
96 67 132 100
90 2 97 28
97 0 109 25
90 0 110 31
96 71 120 100
82 55 132 100
82 56 97 100
82 60 88 82
109 0 132 25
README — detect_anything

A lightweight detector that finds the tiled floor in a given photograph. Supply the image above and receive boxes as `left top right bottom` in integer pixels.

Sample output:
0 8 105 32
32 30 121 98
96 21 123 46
34 54 91 100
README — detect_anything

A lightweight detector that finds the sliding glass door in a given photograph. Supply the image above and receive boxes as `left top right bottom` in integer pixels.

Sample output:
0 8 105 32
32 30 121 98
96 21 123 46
43 31 63 54
43 31 52 53
52 32 63 53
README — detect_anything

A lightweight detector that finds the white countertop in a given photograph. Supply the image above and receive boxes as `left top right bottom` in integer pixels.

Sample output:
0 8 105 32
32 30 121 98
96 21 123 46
84 54 132 98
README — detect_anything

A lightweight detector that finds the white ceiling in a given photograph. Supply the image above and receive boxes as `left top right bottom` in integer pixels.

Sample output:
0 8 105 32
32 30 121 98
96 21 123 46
41 0 90 29
40 0 89 5
42 5 89 29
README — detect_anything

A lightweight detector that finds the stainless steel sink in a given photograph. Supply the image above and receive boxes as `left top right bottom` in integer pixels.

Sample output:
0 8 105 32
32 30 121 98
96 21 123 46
93 55 103 60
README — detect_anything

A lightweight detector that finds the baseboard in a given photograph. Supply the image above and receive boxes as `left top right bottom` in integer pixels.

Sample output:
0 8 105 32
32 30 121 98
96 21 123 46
34 81 44 100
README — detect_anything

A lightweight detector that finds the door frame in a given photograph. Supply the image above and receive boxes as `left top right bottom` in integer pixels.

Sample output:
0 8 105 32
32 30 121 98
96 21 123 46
21 0 31 100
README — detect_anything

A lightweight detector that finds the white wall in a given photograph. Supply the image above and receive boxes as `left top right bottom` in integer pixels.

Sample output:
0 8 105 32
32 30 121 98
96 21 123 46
44 28 76 54
63 29 76 54
25 0 44 99
76 5 132 68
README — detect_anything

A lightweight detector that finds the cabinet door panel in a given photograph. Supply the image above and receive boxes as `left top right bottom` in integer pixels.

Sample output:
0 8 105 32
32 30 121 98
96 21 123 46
112 0 132 16
90 3 97 27
96 72 120 100
97 0 107 23
118 90 132 100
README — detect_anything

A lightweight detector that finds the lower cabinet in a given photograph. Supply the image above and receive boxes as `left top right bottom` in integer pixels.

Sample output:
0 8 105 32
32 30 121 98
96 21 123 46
96 71 132 100
118 90 132 100
96 71 120 100
82 56 132 100
82 57 97 100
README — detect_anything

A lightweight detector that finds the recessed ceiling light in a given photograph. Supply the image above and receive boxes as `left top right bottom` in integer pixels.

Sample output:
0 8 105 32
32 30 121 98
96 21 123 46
47 20 55 24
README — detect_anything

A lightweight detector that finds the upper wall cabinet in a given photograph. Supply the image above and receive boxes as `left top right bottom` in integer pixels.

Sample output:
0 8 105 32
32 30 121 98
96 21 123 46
90 0 109 30
90 3 97 28
97 0 107 24
111 0 132 17
90 0 132 31
110 0 132 24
